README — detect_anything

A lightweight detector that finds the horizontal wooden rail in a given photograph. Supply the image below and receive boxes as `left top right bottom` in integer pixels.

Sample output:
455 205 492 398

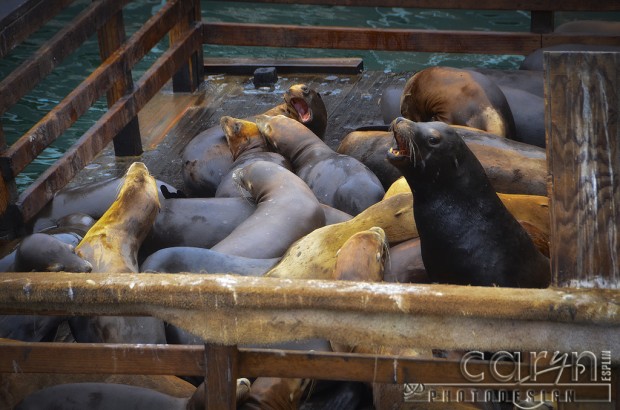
16 25 202 222
203 22 543 55
0 342 614 399
0 0 76 58
0 0 193 182
0 272 618 360
227 0 620 11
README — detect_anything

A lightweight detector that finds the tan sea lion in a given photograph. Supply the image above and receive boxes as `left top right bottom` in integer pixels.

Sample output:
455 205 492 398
215 116 291 198
266 192 415 280
69 162 166 344
211 161 325 259
332 226 388 283
387 118 550 288
182 83 327 197
256 114 385 215
400 66 516 139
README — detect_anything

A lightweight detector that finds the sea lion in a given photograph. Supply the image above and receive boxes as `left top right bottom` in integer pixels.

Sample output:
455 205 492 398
332 226 388 282
387 118 550 288
215 116 292 198
30 176 178 233
141 246 279 276
69 162 166 344
383 238 429 284
182 84 327 197
385 176 550 236
338 126 547 196
266 192 416 280
256 114 385 215
211 161 325 259
400 66 516 140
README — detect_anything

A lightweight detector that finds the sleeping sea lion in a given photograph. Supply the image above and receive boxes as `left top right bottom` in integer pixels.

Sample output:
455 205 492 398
387 118 550 288
256 114 385 215
215 116 292 198
400 66 516 140
211 161 325 259
69 162 166 344
182 83 327 197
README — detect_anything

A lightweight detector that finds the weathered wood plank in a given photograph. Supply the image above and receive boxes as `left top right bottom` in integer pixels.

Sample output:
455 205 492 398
203 22 543 56
228 0 620 11
0 0 130 115
15 26 202 222
169 0 203 92
545 52 620 288
97 8 142 157
0 0 75 58
203 57 364 74
0 0 192 181
0 272 618 357
204 344 238 410
542 33 620 48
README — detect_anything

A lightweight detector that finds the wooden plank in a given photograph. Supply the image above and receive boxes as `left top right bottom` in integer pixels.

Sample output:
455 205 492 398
0 272 618 356
0 0 192 181
0 0 75 58
0 0 130 115
204 344 238 410
16 26 202 222
203 23 543 56
545 51 619 288
228 0 620 11
542 33 620 48
203 57 364 74
169 0 203 92
97 8 142 157
0 342 613 399
530 10 554 34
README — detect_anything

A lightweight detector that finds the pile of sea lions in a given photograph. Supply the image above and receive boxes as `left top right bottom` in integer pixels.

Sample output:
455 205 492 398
7 36 598 406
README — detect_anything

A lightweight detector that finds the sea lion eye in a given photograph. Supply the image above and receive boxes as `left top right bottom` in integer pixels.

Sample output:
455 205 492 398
428 136 440 145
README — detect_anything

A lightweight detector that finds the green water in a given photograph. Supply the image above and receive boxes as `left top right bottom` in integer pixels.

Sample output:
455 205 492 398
0 0 617 190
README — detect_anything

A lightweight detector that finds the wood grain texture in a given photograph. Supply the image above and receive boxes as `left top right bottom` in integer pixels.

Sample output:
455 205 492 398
545 52 619 287
204 344 238 410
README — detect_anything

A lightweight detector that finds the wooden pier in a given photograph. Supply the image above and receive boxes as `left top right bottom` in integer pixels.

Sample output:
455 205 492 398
0 1 619 409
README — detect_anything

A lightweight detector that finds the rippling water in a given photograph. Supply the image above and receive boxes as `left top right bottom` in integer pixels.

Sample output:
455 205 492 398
0 0 616 190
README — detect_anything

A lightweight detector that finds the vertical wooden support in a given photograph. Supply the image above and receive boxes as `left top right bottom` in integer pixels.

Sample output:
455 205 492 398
96 5 143 156
204 344 238 410
170 0 203 92
545 51 619 287
531 11 554 34
0 123 22 241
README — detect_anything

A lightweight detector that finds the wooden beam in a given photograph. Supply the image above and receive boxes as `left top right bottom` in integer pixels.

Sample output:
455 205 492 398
96 7 142 157
0 0 130 116
203 22 543 56
203 57 364 74
169 0 203 92
0 272 618 358
204 344 238 410
530 10 554 34
542 33 620 48
0 0 76 58
15 26 202 222
545 51 620 288
226 0 620 11
0 0 192 181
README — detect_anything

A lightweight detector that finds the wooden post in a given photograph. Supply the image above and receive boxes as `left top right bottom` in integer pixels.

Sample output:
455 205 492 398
96 6 143 156
530 11 554 34
545 51 619 288
170 0 203 92
204 344 238 410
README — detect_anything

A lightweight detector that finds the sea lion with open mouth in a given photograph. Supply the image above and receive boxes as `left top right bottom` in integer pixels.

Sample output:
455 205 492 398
387 118 549 288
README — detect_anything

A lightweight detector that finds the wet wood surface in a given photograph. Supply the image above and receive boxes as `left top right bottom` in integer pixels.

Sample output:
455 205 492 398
545 52 620 287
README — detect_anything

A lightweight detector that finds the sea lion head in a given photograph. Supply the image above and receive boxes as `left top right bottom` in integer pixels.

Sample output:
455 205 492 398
387 118 472 186
220 116 264 161
284 84 328 139
333 226 389 282
15 233 93 272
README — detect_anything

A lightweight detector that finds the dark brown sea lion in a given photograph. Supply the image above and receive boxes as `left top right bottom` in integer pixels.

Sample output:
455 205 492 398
383 237 429 284
337 126 547 196
400 66 516 140
332 226 388 282
69 162 166 344
387 118 550 288
181 84 327 197
140 246 279 276
216 116 292 198
256 114 385 215
211 160 325 259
